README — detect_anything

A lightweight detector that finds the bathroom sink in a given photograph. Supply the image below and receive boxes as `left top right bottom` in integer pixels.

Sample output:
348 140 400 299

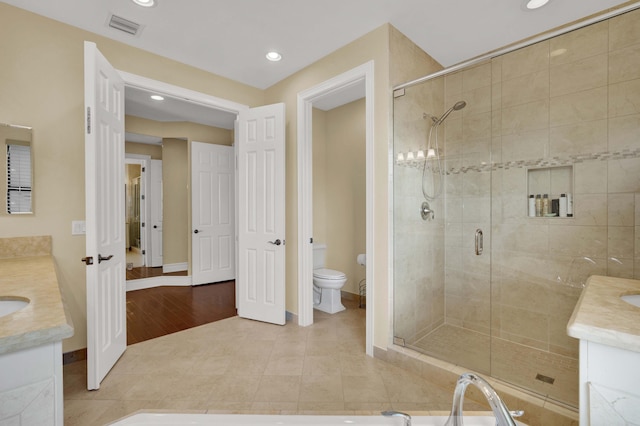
0 298 29 318
621 294 640 309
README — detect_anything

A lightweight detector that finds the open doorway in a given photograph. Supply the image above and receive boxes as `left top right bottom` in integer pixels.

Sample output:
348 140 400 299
122 79 239 289
297 61 375 356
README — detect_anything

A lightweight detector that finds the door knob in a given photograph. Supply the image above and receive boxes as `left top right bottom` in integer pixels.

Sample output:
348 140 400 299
153 225 158 229
194 229 199 234
268 239 282 246
98 254 113 264
81 256 94 265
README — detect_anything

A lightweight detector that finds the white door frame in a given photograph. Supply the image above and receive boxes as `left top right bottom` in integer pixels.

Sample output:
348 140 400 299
125 154 150 266
296 61 375 356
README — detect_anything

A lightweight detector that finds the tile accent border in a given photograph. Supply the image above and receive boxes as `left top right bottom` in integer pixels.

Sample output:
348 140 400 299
396 148 640 175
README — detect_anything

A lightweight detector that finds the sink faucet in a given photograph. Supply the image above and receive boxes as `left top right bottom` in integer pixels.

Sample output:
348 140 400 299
444 373 517 426
382 410 411 426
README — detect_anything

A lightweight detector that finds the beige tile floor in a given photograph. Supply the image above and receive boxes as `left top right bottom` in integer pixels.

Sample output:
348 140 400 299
64 300 484 425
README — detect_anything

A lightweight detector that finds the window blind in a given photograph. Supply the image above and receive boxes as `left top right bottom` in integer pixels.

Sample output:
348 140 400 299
7 144 32 214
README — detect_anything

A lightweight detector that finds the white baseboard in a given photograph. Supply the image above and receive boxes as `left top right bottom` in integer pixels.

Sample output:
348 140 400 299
126 275 192 292
163 262 188 274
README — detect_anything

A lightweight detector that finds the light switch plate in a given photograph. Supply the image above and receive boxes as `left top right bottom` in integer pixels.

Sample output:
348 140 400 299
72 220 86 235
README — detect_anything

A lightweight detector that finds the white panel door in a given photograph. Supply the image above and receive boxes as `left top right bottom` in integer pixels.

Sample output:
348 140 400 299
149 159 163 267
191 142 235 285
237 104 286 325
84 41 126 390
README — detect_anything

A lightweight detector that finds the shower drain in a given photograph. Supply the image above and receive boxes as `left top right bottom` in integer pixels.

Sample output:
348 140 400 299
535 373 555 384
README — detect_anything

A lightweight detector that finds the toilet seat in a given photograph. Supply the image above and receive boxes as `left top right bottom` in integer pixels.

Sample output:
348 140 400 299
313 268 346 280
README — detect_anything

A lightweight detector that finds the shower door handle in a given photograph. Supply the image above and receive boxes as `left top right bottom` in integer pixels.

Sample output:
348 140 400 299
475 229 483 255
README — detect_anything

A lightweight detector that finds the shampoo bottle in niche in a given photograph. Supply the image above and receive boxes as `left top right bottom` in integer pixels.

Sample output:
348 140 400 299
559 193 567 217
542 194 550 216
535 194 542 217
528 195 535 217
567 193 573 217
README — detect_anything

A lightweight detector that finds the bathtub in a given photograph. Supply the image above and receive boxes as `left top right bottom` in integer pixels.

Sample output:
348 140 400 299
110 412 526 425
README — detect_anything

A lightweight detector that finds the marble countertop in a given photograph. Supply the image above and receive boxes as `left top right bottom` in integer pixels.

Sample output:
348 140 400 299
0 255 74 355
567 275 640 353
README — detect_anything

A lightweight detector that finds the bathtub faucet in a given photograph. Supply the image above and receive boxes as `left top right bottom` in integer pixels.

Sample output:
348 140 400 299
444 373 517 426
381 410 411 426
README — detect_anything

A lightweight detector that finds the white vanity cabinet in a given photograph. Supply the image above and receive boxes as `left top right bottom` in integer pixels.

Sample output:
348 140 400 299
0 341 65 424
568 275 640 425
0 248 74 426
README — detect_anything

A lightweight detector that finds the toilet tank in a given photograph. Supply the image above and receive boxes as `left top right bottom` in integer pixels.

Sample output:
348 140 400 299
313 243 326 269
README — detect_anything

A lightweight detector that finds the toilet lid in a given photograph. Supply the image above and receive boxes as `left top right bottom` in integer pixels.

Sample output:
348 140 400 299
314 268 346 280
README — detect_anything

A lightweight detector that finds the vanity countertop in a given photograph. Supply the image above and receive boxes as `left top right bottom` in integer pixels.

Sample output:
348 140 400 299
567 275 640 353
0 255 74 355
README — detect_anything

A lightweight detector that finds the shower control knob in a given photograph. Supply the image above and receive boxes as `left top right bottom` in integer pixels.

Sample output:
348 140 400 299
420 202 434 220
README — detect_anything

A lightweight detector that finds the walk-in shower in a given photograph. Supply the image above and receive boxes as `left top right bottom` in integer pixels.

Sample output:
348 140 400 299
393 7 640 409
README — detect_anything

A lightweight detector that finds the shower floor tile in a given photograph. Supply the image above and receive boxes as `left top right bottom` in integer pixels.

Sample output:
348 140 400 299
411 324 491 374
410 323 578 407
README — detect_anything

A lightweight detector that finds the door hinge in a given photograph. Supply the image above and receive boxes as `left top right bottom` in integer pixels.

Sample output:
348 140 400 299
141 222 145 227
142 167 145 172
141 194 145 200
142 250 146 255
310 237 313 244
86 107 91 134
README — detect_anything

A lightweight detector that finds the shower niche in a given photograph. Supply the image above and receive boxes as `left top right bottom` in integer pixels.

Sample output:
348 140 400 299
527 165 573 218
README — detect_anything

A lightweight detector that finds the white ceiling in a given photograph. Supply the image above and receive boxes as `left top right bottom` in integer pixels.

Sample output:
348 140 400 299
3 0 631 136
2 0 630 90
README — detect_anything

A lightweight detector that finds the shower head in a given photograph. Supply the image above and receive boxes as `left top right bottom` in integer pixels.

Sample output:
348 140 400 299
434 100 466 125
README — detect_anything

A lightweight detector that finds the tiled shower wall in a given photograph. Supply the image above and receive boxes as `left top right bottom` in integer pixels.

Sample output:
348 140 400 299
487 8 640 359
394 7 640 406
393 77 446 343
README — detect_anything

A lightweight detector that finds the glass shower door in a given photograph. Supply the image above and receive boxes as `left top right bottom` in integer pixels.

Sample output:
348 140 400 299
393 61 493 374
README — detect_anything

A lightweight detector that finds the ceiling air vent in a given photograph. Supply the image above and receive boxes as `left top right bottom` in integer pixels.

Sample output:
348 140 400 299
108 14 141 36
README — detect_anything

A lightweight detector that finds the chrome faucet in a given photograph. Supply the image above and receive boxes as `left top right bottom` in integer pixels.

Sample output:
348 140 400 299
382 410 411 426
444 373 518 426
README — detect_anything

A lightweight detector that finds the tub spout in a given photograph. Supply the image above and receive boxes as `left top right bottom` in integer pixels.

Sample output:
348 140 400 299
381 410 411 426
444 373 517 426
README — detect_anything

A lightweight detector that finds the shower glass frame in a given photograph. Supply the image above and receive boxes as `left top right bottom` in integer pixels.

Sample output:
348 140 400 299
392 61 494 379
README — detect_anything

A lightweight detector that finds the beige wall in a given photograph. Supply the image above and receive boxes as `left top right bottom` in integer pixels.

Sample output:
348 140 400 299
161 138 189 265
312 109 327 244
327 100 366 294
264 24 391 349
0 3 262 352
312 100 367 295
124 142 162 159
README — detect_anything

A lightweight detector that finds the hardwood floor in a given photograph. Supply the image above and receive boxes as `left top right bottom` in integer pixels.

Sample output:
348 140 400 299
126 281 237 345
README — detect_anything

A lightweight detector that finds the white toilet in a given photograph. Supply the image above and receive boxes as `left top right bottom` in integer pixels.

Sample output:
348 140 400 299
313 243 347 314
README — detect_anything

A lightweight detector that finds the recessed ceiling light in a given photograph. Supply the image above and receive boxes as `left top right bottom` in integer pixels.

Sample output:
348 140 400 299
266 51 282 62
150 95 164 101
550 48 567 57
526 0 549 9
132 0 156 7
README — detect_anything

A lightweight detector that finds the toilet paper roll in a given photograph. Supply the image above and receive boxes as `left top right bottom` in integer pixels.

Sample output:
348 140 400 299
357 254 366 266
